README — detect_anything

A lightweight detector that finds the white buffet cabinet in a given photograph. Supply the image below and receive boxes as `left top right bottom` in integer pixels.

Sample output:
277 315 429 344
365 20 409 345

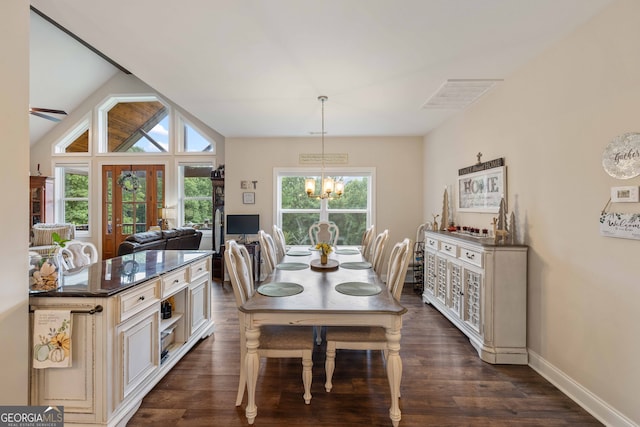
422 231 528 364
29 250 215 426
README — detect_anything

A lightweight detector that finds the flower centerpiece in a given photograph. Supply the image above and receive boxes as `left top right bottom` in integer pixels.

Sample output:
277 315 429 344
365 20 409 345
30 232 69 292
315 242 333 265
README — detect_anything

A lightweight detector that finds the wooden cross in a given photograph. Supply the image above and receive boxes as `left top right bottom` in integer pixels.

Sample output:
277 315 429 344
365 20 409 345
476 152 483 164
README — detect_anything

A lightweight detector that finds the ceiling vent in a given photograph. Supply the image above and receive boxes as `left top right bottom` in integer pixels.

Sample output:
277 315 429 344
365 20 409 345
422 79 502 110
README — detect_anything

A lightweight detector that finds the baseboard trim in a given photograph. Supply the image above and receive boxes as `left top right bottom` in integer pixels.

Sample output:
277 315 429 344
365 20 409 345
528 349 637 427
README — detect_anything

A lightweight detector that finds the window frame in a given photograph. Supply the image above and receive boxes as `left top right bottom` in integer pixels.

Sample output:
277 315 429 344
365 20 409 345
52 114 92 156
54 162 91 237
177 161 215 229
274 167 375 244
176 113 216 155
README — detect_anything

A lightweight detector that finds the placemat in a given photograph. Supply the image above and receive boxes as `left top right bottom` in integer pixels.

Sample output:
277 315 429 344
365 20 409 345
334 248 360 255
286 249 311 256
257 282 304 297
335 281 382 296
276 262 309 270
340 261 372 270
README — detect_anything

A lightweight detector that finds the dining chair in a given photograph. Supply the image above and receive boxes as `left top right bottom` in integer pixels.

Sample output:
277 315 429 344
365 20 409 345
324 238 412 393
224 240 314 405
272 224 287 260
360 224 375 261
59 240 99 270
258 230 278 274
370 229 389 274
308 221 339 246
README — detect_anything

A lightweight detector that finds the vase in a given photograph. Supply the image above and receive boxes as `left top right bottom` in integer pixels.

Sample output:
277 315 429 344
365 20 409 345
320 254 328 265
29 253 61 293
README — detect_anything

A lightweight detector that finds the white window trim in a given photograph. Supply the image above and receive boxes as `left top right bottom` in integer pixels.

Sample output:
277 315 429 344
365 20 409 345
54 162 91 237
274 166 376 229
96 94 172 155
177 161 215 230
52 114 92 156
176 113 217 155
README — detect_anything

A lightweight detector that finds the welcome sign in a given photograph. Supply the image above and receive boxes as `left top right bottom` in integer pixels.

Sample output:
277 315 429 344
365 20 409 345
599 212 640 240
457 161 506 213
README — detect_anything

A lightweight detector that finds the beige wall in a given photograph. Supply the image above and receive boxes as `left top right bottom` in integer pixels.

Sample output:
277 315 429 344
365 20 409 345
225 136 424 258
423 0 639 424
0 1 30 404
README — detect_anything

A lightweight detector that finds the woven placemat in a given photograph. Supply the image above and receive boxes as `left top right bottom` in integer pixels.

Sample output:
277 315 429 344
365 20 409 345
335 281 382 296
276 262 309 270
340 261 372 270
257 282 304 297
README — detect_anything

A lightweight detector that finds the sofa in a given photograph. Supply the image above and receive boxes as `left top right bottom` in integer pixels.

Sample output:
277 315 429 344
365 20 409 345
117 227 203 256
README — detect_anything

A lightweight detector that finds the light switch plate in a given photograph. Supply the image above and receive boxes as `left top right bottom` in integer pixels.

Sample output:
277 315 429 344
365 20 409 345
611 186 639 202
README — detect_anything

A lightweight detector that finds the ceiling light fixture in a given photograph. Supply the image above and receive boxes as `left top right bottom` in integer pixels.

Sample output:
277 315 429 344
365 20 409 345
305 96 343 200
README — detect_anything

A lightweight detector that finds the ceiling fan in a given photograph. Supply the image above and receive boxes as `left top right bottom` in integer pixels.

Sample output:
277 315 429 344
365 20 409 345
29 107 67 122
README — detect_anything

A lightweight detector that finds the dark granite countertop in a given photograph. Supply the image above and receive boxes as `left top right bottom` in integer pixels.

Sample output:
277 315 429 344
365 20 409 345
30 250 213 297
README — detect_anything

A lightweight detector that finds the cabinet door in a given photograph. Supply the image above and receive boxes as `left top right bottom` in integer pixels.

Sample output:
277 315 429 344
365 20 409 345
463 268 483 333
189 276 211 337
424 251 436 296
435 255 448 304
448 262 463 319
117 308 159 401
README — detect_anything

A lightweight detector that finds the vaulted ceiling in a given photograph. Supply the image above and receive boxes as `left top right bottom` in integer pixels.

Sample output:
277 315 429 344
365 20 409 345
29 0 613 144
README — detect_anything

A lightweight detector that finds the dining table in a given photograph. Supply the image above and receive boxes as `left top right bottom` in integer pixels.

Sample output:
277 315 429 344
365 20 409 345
239 245 408 426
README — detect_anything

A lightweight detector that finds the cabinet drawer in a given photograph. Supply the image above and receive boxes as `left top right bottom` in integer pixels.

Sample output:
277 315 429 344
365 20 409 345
162 267 188 297
118 280 160 323
189 258 210 280
459 247 483 267
425 237 439 250
440 241 457 257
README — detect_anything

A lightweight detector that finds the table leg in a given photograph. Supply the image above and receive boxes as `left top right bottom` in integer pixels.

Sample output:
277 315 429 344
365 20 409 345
385 327 402 427
245 325 260 424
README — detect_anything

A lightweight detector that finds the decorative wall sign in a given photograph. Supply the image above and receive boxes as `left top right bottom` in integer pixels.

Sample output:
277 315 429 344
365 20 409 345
599 212 640 240
242 192 255 204
602 133 640 179
457 161 506 213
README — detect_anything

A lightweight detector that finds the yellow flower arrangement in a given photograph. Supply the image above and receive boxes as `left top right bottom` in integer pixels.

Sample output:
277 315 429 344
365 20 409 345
315 242 333 256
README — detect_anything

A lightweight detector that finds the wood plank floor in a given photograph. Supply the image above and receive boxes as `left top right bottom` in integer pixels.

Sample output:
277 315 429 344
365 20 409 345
127 281 602 426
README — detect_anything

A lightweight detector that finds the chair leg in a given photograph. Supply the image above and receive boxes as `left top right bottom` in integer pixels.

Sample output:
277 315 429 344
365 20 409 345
236 350 246 406
314 325 322 345
302 353 313 404
324 342 336 392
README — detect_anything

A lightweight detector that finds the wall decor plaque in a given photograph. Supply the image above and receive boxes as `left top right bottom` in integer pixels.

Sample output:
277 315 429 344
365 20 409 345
599 212 640 240
457 161 506 213
602 133 640 179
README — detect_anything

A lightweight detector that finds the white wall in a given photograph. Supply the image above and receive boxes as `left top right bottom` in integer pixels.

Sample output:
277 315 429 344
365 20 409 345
0 1 30 404
423 0 639 424
225 136 424 258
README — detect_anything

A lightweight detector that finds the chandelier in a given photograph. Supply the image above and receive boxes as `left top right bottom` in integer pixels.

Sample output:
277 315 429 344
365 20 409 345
305 96 344 200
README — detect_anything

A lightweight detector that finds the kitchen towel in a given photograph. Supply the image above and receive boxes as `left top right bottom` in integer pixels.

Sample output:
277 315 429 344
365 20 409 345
33 310 72 369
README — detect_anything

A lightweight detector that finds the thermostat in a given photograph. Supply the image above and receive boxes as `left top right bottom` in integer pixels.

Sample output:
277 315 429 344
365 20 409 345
610 186 639 203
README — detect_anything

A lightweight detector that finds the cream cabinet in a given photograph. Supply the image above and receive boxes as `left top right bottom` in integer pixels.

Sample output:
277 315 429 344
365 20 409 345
30 252 214 426
422 231 528 364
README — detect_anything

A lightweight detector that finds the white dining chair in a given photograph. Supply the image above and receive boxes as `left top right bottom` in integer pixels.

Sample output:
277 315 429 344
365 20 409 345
360 224 375 261
224 240 314 405
308 221 339 246
272 224 287 260
59 240 99 270
258 230 278 273
370 229 389 274
324 238 412 393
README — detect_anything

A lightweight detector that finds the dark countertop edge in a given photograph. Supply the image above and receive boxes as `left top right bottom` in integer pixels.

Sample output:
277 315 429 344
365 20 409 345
30 251 214 298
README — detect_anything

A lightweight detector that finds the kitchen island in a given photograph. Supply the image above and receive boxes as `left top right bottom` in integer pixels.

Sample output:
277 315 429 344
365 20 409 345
29 250 214 427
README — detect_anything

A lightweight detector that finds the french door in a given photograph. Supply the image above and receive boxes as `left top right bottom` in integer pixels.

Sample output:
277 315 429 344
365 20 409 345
102 165 165 259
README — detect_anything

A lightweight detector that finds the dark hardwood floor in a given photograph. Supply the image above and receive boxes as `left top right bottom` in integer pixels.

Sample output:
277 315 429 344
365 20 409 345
128 281 602 426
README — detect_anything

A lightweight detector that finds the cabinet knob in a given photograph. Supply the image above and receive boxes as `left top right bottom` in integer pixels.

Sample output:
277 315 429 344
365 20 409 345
138 295 145 301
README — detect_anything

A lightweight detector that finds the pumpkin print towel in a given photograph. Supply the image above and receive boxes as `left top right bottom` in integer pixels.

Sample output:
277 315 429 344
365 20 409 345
33 310 72 369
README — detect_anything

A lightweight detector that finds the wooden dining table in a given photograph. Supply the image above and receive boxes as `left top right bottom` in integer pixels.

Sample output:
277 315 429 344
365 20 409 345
239 245 407 426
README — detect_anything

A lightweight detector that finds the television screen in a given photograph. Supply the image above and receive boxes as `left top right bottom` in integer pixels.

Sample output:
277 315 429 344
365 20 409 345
226 214 260 235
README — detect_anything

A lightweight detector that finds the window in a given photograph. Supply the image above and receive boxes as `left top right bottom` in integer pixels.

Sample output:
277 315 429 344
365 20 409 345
276 169 373 245
98 96 170 153
179 116 215 153
55 164 90 234
54 117 90 154
179 163 213 229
